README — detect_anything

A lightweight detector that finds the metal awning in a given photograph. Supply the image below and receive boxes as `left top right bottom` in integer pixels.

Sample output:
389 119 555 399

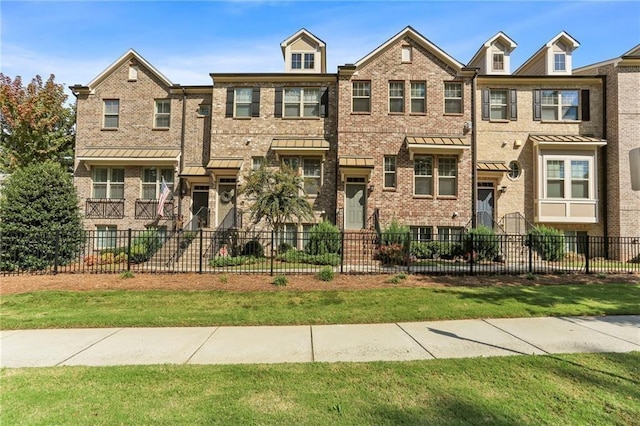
76 148 180 170
206 158 244 170
477 161 511 172
270 138 330 159
405 135 469 158
339 156 375 168
180 166 207 176
529 134 607 147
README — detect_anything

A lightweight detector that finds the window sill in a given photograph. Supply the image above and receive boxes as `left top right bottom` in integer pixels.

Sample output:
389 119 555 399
409 112 427 116
382 188 397 192
437 195 458 200
351 112 371 115
232 117 252 120
152 127 170 131
413 195 434 199
281 116 320 120
101 128 118 131
489 119 510 123
540 120 582 124
443 113 464 116
388 112 405 116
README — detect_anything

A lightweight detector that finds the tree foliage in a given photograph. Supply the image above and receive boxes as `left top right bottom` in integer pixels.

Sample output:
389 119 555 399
240 166 315 233
0 73 75 172
0 161 83 270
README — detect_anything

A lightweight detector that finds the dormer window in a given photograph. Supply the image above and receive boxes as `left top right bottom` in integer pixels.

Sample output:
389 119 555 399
304 53 315 69
554 53 566 71
291 53 302 69
492 53 504 71
291 53 315 70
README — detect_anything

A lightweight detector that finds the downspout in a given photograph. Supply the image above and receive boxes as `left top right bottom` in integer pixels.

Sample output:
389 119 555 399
469 69 479 229
601 75 608 252
179 88 187 218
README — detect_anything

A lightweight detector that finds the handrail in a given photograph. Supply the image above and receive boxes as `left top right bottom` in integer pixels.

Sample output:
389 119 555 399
183 207 209 231
499 212 534 235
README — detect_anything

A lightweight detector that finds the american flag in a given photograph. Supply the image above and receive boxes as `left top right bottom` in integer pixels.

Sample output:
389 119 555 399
157 177 171 217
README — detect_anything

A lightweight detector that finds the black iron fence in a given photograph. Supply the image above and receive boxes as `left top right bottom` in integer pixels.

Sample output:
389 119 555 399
1 229 639 276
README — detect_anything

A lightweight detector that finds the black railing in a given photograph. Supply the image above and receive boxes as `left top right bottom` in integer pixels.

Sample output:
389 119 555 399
85 199 125 219
2 230 639 276
135 199 174 220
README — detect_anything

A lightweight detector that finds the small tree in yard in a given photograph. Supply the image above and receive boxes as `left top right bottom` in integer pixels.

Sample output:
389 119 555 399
0 161 83 270
240 165 315 240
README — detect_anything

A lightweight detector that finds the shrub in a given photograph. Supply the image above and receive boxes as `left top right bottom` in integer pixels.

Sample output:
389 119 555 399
429 241 464 260
242 240 265 258
209 255 259 268
277 249 340 266
410 241 436 259
380 219 410 246
317 265 335 282
119 270 135 279
129 229 162 264
272 275 288 286
528 225 565 261
278 242 294 254
306 221 341 255
376 243 408 266
464 226 499 261
385 273 408 284
0 161 83 271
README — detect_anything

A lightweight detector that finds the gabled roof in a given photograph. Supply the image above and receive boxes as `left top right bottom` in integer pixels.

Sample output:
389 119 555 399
354 26 464 71
86 49 173 90
467 31 517 67
514 31 580 75
574 44 640 74
280 28 326 58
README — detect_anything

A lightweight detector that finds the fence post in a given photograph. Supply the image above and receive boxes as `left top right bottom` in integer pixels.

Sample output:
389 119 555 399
340 230 344 274
53 229 60 275
270 230 274 276
406 231 411 274
528 233 533 274
127 229 132 272
469 232 474 276
585 235 590 274
199 229 204 274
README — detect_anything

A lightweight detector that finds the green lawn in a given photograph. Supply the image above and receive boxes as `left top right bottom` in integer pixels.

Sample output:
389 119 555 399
2 352 638 425
2 282 638 329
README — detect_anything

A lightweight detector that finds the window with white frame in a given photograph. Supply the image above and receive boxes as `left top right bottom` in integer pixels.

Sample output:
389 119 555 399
438 227 463 242
554 53 566 71
444 82 462 114
438 157 458 196
281 157 322 196
141 168 174 200
103 100 119 128
508 160 521 180
277 223 298 249
304 53 315 69
414 155 433 196
410 82 426 113
93 167 124 199
234 88 253 118
154 99 171 128
544 157 593 199
389 81 404 113
284 88 320 117
291 53 302 69
252 156 265 170
352 81 371 113
541 90 579 120
383 156 396 189
564 230 588 254
96 225 118 250
492 52 504 71
490 89 508 120
411 226 433 243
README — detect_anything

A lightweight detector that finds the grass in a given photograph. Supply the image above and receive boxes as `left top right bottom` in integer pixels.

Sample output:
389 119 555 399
1 282 638 329
2 352 638 425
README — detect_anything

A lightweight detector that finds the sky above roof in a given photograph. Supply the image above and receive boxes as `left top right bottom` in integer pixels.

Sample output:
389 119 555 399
2 0 639 96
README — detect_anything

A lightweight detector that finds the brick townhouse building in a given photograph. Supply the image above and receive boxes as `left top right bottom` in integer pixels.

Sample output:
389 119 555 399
70 27 639 256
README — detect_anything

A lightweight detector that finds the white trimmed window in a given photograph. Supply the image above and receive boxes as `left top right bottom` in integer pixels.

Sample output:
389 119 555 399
284 88 320 117
554 53 566 71
541 90 579 121
414 155 433 196
383 156 396 189
291 53 302 69
411 226 433 243
444 82 462 114
438 157 458 197
304 53 315 69
252 156 265 170
96 225 117 250
389 82 404 113
154 100 171 128
92 167 124 199
352 81 371 113
492 52 504 71
142 168 174 200
544 157 593 199
490 89 508 120
410 82 426 113
438 227 463 243
281 157 322 196
234 88 253 118
277 223 298 248
103 100 119 128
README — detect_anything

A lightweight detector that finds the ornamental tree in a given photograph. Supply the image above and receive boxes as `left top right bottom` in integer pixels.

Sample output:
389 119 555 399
0 73 75 172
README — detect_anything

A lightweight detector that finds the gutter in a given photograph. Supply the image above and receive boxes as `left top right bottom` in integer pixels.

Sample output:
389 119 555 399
179 88 187 217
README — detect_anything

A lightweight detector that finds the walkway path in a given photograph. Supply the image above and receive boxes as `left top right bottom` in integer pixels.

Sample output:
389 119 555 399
1 316 638 368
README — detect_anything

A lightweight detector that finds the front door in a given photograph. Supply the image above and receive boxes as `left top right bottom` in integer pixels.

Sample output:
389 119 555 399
191 185 209 229
345 181 366 229
217 179 237 229
477 187 495 229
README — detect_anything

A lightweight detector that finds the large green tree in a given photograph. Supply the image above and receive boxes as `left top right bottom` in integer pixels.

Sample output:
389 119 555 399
0 161 83 271
0 74 75 172
240 166 315 234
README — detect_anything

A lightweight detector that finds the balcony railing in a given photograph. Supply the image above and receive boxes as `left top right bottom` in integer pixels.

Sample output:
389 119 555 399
135 199 174 220
85 199 125 219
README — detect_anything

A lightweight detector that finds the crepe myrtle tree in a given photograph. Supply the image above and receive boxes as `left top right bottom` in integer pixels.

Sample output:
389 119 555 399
240 165 315 237
0 161 83 271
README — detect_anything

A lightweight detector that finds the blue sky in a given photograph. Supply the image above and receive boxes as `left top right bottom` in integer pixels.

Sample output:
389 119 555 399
2 1 639 98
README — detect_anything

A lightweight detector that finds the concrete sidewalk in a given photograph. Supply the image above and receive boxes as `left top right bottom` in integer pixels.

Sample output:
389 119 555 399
1 316 638 368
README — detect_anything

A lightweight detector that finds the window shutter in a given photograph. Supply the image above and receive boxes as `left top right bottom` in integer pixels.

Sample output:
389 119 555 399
509 89 518 120
533 89 541 121
320 87 328 117
481 88 490 120
225 88 234 118
251 87 260 117
581 89 590 121
274 87 283 118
